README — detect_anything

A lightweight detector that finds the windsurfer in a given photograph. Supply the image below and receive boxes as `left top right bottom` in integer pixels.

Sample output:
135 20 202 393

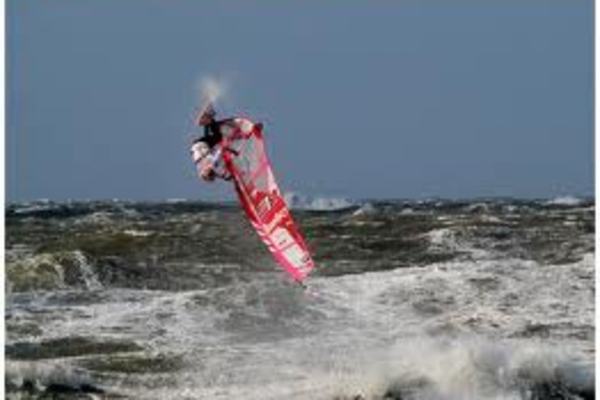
190 104 231 181
189 113 316 283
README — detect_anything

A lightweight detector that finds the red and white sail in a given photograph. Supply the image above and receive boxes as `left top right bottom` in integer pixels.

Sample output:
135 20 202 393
220 118 315 282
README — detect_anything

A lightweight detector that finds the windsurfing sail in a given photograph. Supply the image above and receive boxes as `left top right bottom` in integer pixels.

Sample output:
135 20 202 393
220 118 315 282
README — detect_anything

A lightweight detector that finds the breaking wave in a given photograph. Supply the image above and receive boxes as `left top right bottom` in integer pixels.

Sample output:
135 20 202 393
544 196 585 206
322 337 594 400
284 192 355 211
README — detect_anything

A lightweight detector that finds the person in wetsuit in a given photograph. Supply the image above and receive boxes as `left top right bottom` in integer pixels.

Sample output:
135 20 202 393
196 104 223 149
190 104 231 181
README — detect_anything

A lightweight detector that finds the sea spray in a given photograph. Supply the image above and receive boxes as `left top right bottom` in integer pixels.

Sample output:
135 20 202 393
327 337 593 400
196 75 230 108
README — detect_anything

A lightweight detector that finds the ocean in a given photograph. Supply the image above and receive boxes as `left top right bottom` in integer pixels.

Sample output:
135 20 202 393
5 197 595 399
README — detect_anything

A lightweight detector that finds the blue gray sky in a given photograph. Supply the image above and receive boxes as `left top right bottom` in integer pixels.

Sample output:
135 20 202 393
7 0 593 201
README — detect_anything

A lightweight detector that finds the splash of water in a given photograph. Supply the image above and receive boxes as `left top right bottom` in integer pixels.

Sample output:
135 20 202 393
196 76 229 107
73 251 102 291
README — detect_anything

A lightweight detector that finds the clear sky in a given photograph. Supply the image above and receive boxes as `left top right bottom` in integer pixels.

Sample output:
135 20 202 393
7 0 594 201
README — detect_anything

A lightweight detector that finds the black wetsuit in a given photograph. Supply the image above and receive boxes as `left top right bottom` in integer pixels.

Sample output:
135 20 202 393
200 120 224 149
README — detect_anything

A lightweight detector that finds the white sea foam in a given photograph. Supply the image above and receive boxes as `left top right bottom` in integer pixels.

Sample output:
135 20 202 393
284 192 354 211
72 251 102 291
13 204 57 215
352 203 376 217
545 196 583 206
6 360 97 396
123 229 152 237
6 252 593 399
166 198 189 203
